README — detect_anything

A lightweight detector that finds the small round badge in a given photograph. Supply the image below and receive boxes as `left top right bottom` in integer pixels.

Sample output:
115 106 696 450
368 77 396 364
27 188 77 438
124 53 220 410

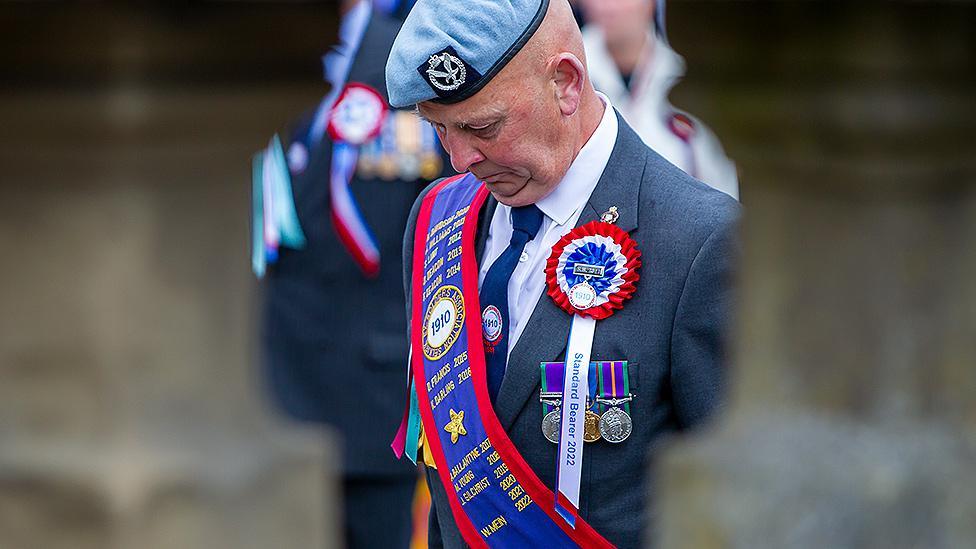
568 282 597 310
481 305 503 343
327 83 388 146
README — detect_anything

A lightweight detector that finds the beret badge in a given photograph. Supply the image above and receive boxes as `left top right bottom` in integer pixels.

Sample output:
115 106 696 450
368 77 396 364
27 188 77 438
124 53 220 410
416 46 482 101
426 51 467 91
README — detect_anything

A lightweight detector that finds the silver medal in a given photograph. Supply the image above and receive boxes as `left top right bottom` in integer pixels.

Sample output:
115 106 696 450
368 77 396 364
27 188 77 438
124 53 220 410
542 409 561 444
598 406 632 443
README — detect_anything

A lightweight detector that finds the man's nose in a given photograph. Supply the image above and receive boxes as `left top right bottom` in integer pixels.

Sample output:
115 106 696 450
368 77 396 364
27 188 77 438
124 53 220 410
443 132 485 174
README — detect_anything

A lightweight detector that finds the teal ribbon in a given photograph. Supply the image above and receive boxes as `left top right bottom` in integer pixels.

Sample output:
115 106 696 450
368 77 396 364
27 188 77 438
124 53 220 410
251 152 266 277
404 379 421 465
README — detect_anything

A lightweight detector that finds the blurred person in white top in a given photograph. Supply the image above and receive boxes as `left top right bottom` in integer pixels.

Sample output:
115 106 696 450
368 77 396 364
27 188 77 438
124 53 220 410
579 0 739 199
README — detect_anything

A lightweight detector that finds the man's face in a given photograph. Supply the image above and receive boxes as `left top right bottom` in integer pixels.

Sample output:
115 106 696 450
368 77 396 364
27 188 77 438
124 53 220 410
418 66 571 207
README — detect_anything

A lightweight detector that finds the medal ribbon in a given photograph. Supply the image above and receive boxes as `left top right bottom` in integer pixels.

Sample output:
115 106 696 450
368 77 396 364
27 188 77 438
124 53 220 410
410 174 613 549
392 348 425 465
252 133 308 276
540 362 565 414
329 141 381 277
597 361 630 414
541 362 599 416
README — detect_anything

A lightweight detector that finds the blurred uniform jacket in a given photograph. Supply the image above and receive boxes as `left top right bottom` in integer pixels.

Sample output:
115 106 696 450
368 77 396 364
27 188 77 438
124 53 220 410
262 9 452 477
583 26 740 199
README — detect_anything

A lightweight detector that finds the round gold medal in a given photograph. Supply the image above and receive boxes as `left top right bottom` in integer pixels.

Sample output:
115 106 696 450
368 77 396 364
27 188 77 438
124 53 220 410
419 155 443 180
377 156 399 181
583 409 602 442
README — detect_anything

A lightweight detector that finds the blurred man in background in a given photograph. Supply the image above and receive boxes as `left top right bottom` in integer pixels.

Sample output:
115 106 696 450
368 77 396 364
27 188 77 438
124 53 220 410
257 0 451 547
579 0 739 198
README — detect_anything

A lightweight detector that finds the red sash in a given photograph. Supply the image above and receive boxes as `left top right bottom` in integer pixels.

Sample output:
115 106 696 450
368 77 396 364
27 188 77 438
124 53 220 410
410 173 614 548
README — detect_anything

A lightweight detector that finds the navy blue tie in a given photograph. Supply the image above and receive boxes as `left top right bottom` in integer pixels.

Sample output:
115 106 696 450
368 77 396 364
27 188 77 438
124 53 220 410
480 205 544 403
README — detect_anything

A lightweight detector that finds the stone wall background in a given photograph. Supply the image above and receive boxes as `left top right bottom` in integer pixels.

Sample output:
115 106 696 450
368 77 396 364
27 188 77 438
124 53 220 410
659 2 976 548
0 3 342 547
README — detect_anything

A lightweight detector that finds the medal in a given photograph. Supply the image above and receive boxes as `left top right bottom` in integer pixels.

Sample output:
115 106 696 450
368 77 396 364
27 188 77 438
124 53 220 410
377 107 400 180
542 408 561 444
356 128 383 179
357 145 377 178
399 153 421 181
378 156 399 180
598 405 632 444
596 361 634 444
583 409 602 443
420 154 443 180
539 390 561 444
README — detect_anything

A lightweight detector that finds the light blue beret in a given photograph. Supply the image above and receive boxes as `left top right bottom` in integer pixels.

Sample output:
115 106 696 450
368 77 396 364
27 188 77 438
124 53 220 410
385 0 550 108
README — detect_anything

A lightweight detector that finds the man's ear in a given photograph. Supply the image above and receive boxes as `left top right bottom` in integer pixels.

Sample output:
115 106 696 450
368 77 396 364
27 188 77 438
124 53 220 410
551 53 586 116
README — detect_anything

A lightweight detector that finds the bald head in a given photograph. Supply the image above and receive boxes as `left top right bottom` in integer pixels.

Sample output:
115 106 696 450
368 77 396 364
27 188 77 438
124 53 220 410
518 0 587 68
418 0 606 206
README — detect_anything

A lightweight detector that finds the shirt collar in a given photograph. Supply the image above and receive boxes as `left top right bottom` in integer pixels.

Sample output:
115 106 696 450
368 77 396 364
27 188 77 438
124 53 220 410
534 93 618 226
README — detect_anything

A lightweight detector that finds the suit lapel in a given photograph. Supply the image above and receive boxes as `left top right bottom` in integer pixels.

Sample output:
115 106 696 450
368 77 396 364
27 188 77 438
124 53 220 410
494 112 647 430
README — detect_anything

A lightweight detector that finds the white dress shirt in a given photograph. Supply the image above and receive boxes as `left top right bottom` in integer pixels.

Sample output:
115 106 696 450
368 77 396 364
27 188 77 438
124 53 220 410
478 95 618 360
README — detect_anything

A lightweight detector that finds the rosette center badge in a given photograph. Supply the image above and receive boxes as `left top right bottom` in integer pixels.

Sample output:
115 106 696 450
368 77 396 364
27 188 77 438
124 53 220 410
546 221 642 320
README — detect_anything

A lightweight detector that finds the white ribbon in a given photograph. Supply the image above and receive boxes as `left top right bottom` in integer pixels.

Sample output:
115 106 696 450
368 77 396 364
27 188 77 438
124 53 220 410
555 314 596 527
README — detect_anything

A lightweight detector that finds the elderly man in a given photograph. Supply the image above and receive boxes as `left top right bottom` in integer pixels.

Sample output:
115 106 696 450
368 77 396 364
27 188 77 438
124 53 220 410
387 0 738 546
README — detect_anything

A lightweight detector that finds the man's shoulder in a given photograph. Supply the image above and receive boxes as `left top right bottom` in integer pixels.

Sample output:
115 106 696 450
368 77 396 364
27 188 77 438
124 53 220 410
645 145 737 208
638 148 740 245
613 112 738 228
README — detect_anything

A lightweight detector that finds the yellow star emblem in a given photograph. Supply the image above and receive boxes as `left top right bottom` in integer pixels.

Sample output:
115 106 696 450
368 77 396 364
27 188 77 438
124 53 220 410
444 408 467 444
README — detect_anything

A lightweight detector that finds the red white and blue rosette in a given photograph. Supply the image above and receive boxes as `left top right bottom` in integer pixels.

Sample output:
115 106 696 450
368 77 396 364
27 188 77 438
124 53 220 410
327 82 388 145
545 221 642 321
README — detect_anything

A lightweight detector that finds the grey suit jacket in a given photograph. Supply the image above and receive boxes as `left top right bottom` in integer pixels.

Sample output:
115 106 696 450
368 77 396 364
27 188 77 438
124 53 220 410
402 113 740 547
